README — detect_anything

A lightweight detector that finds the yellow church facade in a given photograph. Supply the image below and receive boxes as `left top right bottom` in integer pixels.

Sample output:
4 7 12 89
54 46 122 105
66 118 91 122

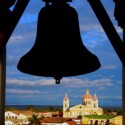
63 89 103 118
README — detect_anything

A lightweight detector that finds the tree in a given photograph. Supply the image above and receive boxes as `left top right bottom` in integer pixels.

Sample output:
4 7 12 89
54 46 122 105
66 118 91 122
77 115 82 119
48 106 54 111
114 109 122 115
29 114 41 125
26 105 35 111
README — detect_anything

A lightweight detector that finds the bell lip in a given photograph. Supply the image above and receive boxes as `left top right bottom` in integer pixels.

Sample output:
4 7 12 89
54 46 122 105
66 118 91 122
17 62 101 77
42 0 72 3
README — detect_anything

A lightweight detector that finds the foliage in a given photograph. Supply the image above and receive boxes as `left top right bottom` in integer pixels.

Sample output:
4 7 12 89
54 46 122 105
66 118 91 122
26 105 35 110
25 105 62 112
113 109 122 115
48 106 54 111
103 108 122 116
5 106 17 111
84 115 114 119
5 105 62 112
77 115 82 119
29 114 41 125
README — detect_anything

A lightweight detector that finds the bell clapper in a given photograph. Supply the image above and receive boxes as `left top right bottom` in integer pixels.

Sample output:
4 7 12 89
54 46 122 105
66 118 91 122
54 75 62 84
55 79 60 84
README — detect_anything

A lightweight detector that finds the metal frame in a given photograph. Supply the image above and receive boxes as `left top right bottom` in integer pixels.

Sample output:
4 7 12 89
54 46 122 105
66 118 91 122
88 1 125 124
0 0 124 124
0 0 30 124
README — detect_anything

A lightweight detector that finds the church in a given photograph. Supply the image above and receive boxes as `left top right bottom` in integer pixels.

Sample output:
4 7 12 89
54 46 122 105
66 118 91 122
63 89 103 118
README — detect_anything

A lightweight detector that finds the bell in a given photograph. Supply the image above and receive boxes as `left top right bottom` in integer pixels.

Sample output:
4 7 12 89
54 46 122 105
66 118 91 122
17 0 101 84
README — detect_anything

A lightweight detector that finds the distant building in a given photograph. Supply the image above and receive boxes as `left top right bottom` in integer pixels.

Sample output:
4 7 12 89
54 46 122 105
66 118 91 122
5 111 28 125
38 112 52 118
63 89 103 118
40 117 77 125
5 120 14 125
110 116 122 125
5 111 18 121
82 115 122 125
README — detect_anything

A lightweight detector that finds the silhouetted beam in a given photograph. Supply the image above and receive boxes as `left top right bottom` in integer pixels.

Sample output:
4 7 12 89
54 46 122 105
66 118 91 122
0 0 30 56
88 0 125 66
0 0 30 124
0 48 6 125
122 29 125 125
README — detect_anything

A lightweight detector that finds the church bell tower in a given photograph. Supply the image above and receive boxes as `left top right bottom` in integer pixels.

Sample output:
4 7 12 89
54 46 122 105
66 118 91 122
63 93 69 111
63 93 70 117
93 93 98 109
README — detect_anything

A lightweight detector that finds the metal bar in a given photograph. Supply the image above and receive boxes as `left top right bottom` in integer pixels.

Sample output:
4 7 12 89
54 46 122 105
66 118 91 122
0 0 30 124
87 0 125 66
0 0 30 55
0 48 6 125
122 29 125 125
87 0 125 124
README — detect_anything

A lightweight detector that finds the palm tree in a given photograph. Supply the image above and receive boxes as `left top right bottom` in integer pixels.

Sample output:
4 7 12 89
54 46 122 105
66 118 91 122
29 114 41 125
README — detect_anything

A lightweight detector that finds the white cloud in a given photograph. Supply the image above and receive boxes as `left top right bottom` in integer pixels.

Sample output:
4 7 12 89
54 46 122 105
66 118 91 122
9 35 23 41
6 89 40 94
6 77 113 88
103 65 116 69
89 79 113 87
58 77 113 88
80 24 103 33
8 32 35 45
6 78 55 86
98 87 107 90
99 95 122 100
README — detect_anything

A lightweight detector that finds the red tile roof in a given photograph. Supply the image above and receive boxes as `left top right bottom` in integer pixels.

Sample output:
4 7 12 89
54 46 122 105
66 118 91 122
40 117 72 123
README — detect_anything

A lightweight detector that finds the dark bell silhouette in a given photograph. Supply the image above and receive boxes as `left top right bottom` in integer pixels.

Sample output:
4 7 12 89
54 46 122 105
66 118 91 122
17 0 101 84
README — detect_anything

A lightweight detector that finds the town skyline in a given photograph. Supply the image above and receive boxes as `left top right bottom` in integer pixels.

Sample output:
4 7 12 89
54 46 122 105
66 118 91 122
6 0 122 107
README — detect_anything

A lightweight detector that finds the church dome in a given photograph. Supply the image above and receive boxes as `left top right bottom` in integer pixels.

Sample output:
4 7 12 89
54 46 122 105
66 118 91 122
82 89 92 100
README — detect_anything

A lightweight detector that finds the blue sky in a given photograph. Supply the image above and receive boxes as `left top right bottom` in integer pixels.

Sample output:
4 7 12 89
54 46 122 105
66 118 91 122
6 0 123 107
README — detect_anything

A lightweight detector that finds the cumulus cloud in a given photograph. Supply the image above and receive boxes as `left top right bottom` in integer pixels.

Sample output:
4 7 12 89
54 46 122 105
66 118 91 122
103 65 116 69
6 78 55 86
9 35 23 42
89 78 113 87
8 31 35 45
114 26 123 34
6 77 113 88
98 87 107 90
99 95 122 100
80 24 103 33
69 77 113 88
6 89 40 94
80 27 108 50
